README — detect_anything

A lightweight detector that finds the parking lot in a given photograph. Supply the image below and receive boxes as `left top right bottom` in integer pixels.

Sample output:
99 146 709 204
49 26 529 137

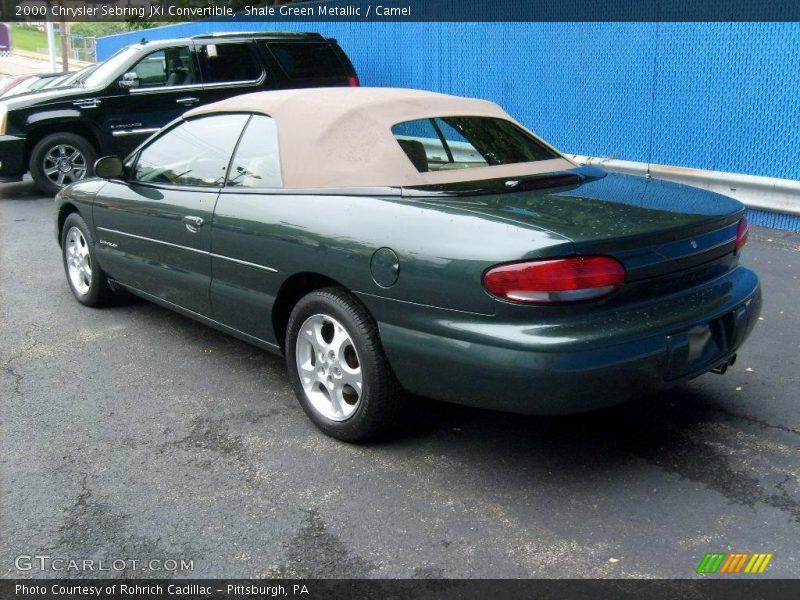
1 179 798 578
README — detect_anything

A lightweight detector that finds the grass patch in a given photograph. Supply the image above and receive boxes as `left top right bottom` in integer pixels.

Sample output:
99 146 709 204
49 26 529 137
10 24 56 55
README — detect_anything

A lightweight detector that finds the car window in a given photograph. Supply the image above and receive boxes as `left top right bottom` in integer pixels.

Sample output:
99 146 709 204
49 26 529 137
129 46 198 88
134 114 249 187
434 120 485 164
266 42 346 79
391 117 559 173
81 45 140 88
32 75 61 90
226 115 282 188
3 77 37 96
198 42 262 84
391 119 448 172
58 65 94 88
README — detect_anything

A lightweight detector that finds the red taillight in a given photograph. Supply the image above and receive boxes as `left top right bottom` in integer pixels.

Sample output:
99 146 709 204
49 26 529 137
483 256 625 304
348 75 360 87
735 216 749 251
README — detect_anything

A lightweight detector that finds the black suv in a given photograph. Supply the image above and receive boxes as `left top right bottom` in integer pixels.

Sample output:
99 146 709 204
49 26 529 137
0 32 358 194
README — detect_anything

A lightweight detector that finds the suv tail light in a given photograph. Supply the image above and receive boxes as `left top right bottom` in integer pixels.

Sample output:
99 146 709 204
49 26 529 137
348 75 360 87
735 216 749 251
483 256 625 304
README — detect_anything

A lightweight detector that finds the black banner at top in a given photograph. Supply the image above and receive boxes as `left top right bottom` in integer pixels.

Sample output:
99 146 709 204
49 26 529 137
3 0 800 23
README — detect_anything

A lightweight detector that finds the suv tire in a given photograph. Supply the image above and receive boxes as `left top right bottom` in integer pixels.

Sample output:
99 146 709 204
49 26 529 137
30 132 97 195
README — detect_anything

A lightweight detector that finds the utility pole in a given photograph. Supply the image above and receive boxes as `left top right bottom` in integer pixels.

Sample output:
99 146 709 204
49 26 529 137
60 18 69 72
46 22 57 71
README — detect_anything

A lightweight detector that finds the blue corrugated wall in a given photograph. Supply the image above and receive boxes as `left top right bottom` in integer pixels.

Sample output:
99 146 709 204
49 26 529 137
98 22 800 230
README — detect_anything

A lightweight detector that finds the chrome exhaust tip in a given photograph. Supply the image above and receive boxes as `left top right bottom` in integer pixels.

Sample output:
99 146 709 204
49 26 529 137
711 354 737 375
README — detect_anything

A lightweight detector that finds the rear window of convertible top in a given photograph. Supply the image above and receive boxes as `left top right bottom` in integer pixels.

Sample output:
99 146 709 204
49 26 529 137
391 116 558 173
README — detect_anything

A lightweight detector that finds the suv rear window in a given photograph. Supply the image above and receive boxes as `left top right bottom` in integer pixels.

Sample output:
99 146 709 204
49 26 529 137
267 42 346 79
198 42 262 83
391 117 559 173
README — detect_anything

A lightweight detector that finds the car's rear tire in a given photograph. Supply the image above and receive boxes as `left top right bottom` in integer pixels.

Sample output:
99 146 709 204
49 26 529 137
285 287 402 442
61 213 114 307
30 133 97 195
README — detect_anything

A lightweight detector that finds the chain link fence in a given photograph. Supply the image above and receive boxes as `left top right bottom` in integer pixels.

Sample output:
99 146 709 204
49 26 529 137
67 34 96 63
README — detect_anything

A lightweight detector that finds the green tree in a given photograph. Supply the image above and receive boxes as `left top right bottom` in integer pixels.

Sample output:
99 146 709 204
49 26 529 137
70 23 133 38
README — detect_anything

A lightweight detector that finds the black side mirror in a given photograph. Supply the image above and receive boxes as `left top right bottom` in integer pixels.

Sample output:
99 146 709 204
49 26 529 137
94 156 124 179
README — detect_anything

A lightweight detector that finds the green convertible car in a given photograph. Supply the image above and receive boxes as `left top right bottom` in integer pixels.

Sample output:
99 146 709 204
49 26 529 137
55 87 761 441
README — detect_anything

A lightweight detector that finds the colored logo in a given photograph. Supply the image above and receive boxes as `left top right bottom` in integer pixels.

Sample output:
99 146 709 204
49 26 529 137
696 552 773 574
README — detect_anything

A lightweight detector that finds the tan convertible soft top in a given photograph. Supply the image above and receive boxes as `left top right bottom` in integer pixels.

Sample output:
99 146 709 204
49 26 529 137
185 87 575 189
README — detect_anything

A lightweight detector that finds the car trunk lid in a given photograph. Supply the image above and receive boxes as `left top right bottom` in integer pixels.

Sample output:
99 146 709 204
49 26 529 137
404 166 744 282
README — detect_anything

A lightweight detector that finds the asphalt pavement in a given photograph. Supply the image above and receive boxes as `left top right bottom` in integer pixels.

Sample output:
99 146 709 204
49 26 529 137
1 179 798 578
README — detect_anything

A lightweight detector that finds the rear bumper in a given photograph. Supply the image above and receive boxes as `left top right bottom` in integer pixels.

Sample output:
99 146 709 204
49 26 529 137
0 134 27 180
363 266 761 414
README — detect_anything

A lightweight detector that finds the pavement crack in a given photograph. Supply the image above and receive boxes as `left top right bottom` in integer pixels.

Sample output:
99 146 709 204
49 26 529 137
633 428 800 523
265 509 375 578
3 364 24 396
768 476 800 523
52 469 199 577
160 416 260 485
711 405 800 436
1 332 40 396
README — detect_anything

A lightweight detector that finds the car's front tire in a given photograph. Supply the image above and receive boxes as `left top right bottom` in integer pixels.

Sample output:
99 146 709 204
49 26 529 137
61 213 113 307
285 287 402 442
30 133 97 195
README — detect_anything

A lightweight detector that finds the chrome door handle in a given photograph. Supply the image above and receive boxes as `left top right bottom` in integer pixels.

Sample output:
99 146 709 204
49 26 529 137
183 215 204 232
73 99 101 109
176 97 200 106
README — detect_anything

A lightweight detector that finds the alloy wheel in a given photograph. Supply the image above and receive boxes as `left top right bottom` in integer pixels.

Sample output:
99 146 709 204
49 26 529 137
65 226 92 295
295 313 363 421
43 144 87 187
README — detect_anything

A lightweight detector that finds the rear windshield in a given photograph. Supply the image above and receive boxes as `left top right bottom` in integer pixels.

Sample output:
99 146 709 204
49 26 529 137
391 117 558 173
266 41 346 79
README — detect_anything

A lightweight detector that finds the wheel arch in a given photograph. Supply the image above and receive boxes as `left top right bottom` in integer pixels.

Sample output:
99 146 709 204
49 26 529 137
25 120 102 168
56 202 81 247
272 272 345 352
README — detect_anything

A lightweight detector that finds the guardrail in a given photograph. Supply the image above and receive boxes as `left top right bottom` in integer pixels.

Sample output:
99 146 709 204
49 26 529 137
569 155 800 217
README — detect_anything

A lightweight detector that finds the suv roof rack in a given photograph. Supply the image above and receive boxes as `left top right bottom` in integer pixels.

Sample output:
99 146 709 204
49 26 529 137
190 31 324 40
